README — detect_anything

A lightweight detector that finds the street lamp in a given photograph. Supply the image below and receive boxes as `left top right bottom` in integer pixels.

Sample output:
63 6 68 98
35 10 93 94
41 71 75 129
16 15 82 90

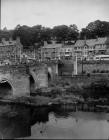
82 56 84 75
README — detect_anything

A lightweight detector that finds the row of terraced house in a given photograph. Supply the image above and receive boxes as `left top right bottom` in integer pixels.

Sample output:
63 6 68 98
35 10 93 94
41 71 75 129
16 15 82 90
41 37 109 61
0 37 109 65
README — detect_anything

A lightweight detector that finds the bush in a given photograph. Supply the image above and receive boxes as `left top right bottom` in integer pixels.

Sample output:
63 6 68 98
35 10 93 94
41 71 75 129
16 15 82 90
51 87 62 98
105 70 109 73
100 70 105 73
96 69 100 73
92 70 96 73
87 73 90 77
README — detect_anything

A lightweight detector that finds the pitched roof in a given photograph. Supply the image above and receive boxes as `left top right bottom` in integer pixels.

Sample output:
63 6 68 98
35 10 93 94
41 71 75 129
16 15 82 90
43 43 62 49
62 44 75 48
75 37 109 47
0 41 16 47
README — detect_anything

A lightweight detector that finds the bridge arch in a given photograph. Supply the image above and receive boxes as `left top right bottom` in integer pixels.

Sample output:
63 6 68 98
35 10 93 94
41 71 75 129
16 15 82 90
48 67 52 81
29 74 36 93
48 72 51 81
0 79 13 97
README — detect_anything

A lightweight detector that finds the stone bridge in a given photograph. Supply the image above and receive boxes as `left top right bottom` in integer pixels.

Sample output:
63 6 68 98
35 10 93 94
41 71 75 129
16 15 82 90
0 63 48 97
0 60 75 97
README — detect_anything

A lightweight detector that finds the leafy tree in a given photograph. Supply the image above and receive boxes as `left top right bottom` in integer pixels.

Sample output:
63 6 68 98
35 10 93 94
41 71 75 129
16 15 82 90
0 30 13 41
67 24 79 41
52 25 69 42
80 20 109 39
52 24 79 42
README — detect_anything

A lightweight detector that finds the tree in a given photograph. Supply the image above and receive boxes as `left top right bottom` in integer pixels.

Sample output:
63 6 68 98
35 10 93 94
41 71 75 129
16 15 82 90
52 25 69 42
80 20 109 39
52 24 79 42
0 30 13 41
67 24 79 41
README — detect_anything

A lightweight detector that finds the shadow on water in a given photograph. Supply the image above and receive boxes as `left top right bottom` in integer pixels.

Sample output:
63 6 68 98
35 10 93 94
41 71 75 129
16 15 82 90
0 82 13 97
0 102 109 139
0 105 31 139
0 104 51 139
30 107 50 126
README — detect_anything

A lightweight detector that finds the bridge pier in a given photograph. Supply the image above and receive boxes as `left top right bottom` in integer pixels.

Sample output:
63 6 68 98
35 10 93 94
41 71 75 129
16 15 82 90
47 62 59 81
0 63 48 97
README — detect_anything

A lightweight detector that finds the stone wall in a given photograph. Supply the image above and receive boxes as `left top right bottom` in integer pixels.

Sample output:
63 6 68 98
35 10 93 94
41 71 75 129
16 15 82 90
0 63 48 97
29 63 48 89
47 62 59 80
0 65 30 97
77 62 109 74
61 74 109 89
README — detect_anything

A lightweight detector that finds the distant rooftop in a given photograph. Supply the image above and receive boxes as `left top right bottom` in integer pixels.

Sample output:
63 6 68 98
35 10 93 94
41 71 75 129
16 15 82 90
75 37 109 47
0 41 16 46
0 37 21 47
43 41 62 49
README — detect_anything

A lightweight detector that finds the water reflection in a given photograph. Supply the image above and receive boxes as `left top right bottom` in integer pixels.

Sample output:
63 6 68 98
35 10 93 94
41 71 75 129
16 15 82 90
0 104 109 139
0 105 51 139
30 107 109 139
0 105 31 139
30 107 50 126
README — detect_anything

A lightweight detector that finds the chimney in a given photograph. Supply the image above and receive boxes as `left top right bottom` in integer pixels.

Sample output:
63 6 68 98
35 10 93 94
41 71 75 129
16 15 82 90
9 37 12 42
1 38 6 44
84 36 86 44
96 35 98 41
52 40 56 45
16 37 20 43
44 41 47 46
62 41 64 47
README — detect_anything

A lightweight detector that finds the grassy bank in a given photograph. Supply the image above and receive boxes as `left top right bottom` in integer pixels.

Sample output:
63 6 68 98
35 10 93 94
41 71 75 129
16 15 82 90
1 75 109 113
33 75 109 105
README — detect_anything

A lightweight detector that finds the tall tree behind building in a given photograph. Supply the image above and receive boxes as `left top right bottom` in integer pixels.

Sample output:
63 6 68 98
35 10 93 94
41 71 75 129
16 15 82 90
80 20 109 39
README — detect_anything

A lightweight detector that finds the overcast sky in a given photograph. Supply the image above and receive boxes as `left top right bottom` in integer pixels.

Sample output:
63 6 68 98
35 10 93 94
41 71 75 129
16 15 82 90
1 0 109 30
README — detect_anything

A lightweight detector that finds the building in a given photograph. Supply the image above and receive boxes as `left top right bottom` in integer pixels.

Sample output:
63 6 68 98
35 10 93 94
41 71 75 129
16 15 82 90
41 41 62 61
74 37 109 60
60 43 75 60
0 37 23 65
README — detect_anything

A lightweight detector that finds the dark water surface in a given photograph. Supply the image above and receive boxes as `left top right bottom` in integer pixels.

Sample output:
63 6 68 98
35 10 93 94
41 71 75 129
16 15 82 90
0 105 109 139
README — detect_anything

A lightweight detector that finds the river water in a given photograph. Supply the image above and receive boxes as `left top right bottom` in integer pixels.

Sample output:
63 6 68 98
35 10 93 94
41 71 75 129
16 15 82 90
0 105 109 139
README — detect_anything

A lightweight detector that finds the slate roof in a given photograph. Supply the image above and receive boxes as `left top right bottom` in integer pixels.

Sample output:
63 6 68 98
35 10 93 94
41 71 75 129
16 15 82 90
75 37 109 47
62 44 75 48
43 43 62 49
0 41 16 47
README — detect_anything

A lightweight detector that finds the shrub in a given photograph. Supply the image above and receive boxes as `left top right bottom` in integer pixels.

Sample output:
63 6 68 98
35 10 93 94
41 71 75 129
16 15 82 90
92 70 96 73
87 73 90 77
100 70 105 73
96 69 100 73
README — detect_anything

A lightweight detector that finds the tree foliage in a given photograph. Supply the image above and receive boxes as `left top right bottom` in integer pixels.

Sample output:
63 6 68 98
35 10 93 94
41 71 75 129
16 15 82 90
52 24 79 42
80 20 109 39
0 20 109 49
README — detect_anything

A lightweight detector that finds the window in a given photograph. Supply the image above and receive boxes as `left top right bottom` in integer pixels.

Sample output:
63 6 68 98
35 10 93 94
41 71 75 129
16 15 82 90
75 47 77 50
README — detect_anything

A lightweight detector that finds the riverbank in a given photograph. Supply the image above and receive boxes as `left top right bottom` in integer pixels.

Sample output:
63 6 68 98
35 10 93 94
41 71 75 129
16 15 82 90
33 75 109 112
0 75 109 113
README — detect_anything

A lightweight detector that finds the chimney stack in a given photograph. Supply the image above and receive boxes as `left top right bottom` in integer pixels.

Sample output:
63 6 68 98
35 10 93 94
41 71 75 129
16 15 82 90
16 37 20 43
62 41 64 47
96 35 98 41
84 36 86 44
9 37 12 42
44 41 47 46
52 40 56 45
1 38 6 44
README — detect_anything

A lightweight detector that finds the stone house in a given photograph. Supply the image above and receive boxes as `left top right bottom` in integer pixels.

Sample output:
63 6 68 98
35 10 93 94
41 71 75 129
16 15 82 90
41 41 62 61
74 37 109 60
0 37 23 64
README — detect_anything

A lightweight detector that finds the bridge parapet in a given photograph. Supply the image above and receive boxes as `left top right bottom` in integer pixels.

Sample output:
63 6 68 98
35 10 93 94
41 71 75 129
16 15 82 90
0 64 28 75
0 62 48 97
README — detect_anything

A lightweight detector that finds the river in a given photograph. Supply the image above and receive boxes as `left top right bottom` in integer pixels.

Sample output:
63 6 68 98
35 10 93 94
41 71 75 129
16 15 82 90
0 105 109 139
